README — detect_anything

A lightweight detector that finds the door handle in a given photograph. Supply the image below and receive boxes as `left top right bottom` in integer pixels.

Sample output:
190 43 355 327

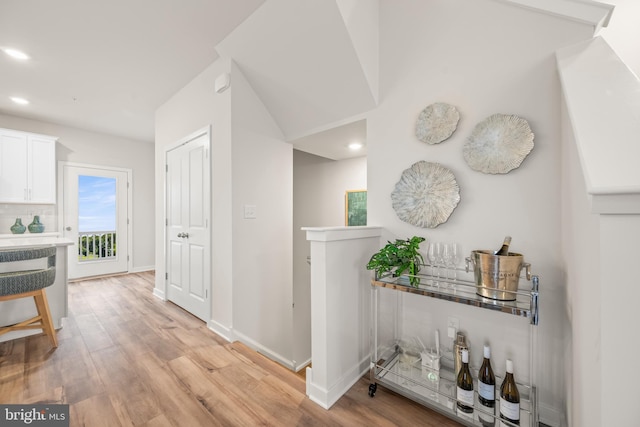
177 233 190 238
177 233 184 238
66 226 72 231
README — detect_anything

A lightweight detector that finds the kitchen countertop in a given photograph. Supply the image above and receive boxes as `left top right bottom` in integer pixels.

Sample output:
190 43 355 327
0 233 74 249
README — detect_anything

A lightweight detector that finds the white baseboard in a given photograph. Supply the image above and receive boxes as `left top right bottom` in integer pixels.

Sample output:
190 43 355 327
294 357 312 373
207 319 235 343
233 330 295 371
206 325 309 373
152 287 166 300
306 354 370 409
131 265 154 273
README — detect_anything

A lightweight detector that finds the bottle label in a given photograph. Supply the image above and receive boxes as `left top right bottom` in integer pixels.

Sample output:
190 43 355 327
500 397 520 420
479 380 495 400
457 387 474 406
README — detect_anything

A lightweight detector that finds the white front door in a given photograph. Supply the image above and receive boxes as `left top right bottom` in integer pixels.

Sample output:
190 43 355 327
165 130 210 321
61 163 130 279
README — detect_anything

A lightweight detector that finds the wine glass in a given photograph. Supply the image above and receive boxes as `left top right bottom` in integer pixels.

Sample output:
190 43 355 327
435 242 444 279
427 242 442 286
427 242 438 286
442 244 453 281
450 243 462 281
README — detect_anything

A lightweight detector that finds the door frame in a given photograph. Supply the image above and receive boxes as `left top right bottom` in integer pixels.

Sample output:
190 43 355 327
163 126 212 322
57 161 133 276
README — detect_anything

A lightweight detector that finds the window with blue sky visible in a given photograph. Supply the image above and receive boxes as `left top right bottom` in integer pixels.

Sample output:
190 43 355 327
78 175 116 232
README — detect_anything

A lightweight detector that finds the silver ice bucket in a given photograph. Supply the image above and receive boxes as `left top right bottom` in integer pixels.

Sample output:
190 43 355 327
466 250 531 301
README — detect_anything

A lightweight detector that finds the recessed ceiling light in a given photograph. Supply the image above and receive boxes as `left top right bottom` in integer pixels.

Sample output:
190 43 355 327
3 48 29 60
348 142 363 150
10 97 29 105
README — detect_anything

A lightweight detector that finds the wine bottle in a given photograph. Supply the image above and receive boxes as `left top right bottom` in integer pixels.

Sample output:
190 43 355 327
499 359 520 426
478 345 496 426
456 349 474 414
494 236 512 256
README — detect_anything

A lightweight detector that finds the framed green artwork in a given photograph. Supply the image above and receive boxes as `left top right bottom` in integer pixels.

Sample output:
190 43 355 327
345 190 367 226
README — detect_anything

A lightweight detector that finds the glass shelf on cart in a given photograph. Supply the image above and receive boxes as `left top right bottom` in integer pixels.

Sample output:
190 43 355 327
372 350 534 427
371 269 537 321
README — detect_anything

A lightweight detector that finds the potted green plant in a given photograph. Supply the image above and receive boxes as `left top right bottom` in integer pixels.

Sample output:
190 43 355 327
366 236 426 287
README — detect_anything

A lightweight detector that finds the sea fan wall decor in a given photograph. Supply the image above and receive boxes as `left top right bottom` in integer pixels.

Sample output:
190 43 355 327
391 161 460 228
463 113 534 174
415 102 460 144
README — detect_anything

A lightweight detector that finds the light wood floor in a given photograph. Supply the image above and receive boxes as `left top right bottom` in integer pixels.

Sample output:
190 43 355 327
0 271 462 426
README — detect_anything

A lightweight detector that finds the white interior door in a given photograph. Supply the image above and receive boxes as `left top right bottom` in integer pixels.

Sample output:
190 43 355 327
166 130 210 321
62 164 130 279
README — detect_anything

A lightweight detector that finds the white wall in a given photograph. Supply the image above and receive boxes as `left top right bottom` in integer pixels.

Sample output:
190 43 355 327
293 151 367 228
601 0 640 77
229 60 294 366
557 18 640 425
154 59 234 335
293 150 367 368
365 1 596 424
559 97 601 427
0 113 155 271
155 58 296 367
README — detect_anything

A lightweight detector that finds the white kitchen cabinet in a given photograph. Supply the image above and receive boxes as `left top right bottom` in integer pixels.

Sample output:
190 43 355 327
0 128 57 204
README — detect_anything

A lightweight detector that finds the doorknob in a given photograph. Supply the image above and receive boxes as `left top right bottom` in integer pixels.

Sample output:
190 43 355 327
183 233 189 238
65 226 72 231
177 233 184 238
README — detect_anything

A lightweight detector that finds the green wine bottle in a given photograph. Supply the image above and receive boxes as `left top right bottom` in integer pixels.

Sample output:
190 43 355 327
499 359 520 426
456 349 474 414
478 345 496 426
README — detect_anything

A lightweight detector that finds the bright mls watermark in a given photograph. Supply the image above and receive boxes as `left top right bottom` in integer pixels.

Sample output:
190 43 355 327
1 405 69 426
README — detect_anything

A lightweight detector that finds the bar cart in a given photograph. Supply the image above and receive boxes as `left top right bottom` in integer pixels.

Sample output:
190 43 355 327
368 268 539 427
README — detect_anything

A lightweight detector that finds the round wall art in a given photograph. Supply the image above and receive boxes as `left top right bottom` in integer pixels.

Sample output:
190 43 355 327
391 161 460 228
463 113 534 174
415 102 460 144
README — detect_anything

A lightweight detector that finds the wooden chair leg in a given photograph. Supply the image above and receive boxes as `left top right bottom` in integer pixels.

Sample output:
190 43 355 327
33 289 58 348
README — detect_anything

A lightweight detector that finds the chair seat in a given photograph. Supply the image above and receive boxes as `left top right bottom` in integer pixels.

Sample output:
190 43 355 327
0 268 56 296
0 246 58 347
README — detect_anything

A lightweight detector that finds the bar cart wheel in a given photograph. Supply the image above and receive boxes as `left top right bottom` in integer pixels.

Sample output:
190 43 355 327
368 383 377 397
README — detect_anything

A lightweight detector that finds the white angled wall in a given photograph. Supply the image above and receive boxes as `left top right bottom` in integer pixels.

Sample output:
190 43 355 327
155 58 296 367
229 60 294 367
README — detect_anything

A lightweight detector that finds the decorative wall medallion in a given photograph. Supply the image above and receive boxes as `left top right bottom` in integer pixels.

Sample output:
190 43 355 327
415 102 460 144
391 161 460 228
463 113 534 174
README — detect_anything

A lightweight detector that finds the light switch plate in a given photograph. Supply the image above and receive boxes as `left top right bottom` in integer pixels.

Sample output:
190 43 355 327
447 316 459 338
244 205 257 219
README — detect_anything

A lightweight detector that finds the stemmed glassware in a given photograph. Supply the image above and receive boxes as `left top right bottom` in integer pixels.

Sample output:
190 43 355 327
442 243 462 289
450 243 461 281
442 244 453 281
427 242 439 286
434 243 444 285
428 242 462 287
426 242 435 285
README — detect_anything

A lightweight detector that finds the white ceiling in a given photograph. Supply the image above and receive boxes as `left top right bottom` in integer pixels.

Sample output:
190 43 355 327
289 119 367 161
0 0 264 143
0 0 369 160
5 1 617 161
